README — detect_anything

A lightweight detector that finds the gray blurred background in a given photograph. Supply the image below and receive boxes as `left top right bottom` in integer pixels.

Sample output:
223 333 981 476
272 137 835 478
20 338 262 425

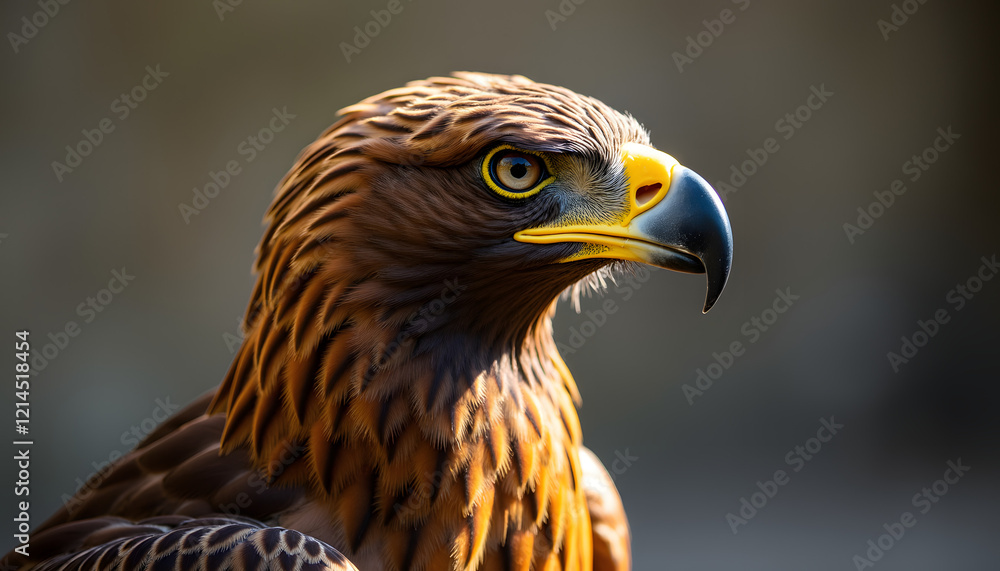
2 1 998 569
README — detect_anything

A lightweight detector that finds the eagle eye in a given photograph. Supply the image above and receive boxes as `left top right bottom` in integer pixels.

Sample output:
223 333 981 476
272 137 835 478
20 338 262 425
482 145 554 199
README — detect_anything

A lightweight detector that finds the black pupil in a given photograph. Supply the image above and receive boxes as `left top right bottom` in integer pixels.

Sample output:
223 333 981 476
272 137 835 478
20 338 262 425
509 159 529 179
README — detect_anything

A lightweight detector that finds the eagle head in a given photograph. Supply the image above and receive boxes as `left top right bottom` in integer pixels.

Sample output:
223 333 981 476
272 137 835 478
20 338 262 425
251 72 732 376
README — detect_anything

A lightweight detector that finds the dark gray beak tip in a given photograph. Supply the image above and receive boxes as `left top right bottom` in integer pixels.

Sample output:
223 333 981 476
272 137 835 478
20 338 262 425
680 166 733 313
702 253 730 313
626 165 733 312
640 166 733 313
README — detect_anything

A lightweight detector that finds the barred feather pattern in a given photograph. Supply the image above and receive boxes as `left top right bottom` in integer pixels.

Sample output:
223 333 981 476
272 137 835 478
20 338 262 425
32 517 356 571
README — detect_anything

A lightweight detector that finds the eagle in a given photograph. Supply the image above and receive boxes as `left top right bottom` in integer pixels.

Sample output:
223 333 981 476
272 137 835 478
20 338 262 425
9 72 732 571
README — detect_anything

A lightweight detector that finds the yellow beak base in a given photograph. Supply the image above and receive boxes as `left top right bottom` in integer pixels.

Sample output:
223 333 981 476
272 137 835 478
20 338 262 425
514 143 733 312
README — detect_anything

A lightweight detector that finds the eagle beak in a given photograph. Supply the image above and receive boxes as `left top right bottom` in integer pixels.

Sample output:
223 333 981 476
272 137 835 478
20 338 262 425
515 143 733 313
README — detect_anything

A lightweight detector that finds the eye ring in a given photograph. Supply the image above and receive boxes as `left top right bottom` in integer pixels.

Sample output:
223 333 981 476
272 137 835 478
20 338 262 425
481 145 555 199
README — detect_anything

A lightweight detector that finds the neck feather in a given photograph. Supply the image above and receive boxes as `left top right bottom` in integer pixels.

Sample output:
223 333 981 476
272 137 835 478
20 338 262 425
208 264 587 565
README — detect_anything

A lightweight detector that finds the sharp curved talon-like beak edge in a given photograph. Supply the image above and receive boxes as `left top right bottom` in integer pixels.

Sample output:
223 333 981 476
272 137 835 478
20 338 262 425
632 165 733 313
515 143 733 313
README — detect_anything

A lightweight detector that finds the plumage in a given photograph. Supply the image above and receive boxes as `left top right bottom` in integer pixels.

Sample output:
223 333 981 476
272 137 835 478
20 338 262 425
30 517 356 571
6 72 732 570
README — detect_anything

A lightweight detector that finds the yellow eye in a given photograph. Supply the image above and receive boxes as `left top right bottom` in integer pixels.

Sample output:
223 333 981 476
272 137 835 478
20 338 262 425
494 152 541 190
482 145 555 199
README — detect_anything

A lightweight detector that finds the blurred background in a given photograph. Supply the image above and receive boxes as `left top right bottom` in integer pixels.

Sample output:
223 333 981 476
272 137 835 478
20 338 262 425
2 0 998 568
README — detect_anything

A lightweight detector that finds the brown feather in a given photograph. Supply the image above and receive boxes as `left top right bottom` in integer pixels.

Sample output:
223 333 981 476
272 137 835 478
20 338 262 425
10 72 655 571
580 448 631 571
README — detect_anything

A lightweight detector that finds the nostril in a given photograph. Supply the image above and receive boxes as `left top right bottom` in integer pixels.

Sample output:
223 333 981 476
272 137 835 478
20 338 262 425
635 183 662 207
